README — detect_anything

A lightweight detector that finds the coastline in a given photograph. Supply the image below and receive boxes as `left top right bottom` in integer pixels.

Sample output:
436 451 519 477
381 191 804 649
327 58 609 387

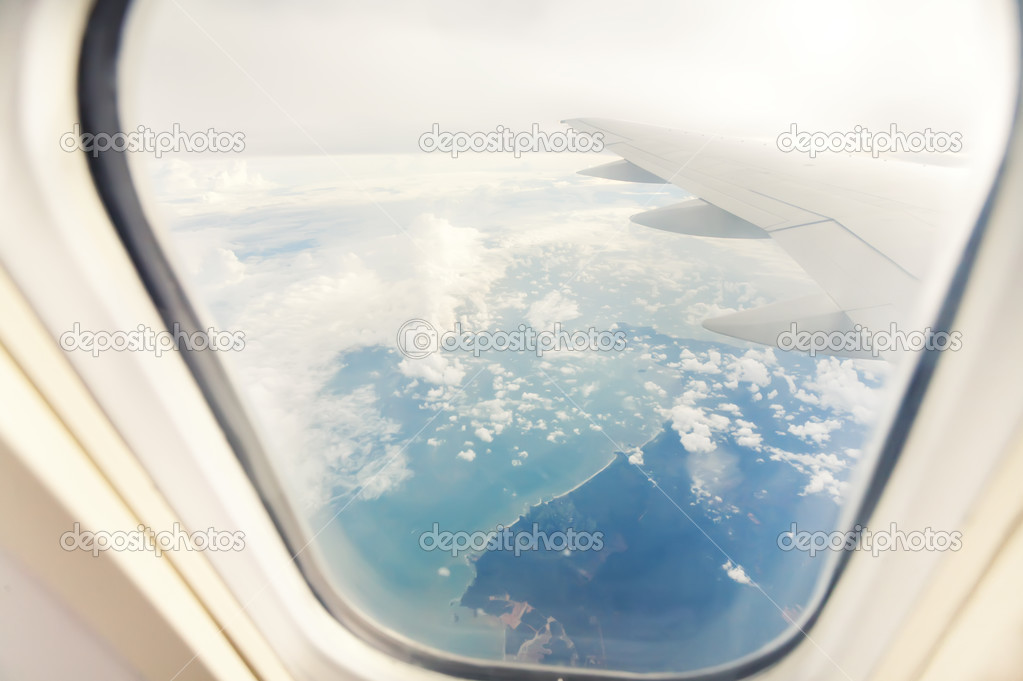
512 422 668 523
458 420 668 577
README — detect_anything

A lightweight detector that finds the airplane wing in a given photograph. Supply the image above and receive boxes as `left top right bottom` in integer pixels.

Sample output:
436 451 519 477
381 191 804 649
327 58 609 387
565 118 968 357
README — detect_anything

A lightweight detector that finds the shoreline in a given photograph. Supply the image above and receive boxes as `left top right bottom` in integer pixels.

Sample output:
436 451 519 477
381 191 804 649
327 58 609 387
459 421 668 572
458 452 619 571
517 421 669 520
453 422 669 652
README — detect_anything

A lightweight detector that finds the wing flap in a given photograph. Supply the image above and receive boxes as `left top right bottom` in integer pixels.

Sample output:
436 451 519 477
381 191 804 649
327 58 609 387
579 159 668 183
630 200 768 239
702 294 879 360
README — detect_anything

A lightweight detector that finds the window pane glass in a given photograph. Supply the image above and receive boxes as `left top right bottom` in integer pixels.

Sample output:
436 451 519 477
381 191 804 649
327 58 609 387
118 1 1013 674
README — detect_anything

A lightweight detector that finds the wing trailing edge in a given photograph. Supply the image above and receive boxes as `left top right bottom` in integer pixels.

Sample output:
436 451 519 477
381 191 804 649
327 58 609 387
578 159 668 183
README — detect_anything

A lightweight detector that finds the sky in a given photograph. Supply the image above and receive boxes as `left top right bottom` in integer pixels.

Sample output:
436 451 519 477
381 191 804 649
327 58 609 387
119 0 1017 156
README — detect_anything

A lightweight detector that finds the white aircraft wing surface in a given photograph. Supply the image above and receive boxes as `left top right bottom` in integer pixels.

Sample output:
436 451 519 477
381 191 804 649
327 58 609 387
566 117 969 356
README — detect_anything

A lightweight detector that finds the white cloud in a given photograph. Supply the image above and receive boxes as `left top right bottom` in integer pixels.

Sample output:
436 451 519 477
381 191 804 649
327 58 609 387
767 447 849 503
802 470 843 497
722 560 753 586
398 354 467 386
733 426 763 450
644 381 668 398
665 404 730 454
788 418 842 444
546 429 566 443
680 379 711 406
679 348 722 374
724 349 775 389
526 291 580 329
798 358 881 424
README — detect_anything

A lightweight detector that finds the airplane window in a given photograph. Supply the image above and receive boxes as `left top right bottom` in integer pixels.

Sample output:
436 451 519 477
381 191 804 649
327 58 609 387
101 0 1014 676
